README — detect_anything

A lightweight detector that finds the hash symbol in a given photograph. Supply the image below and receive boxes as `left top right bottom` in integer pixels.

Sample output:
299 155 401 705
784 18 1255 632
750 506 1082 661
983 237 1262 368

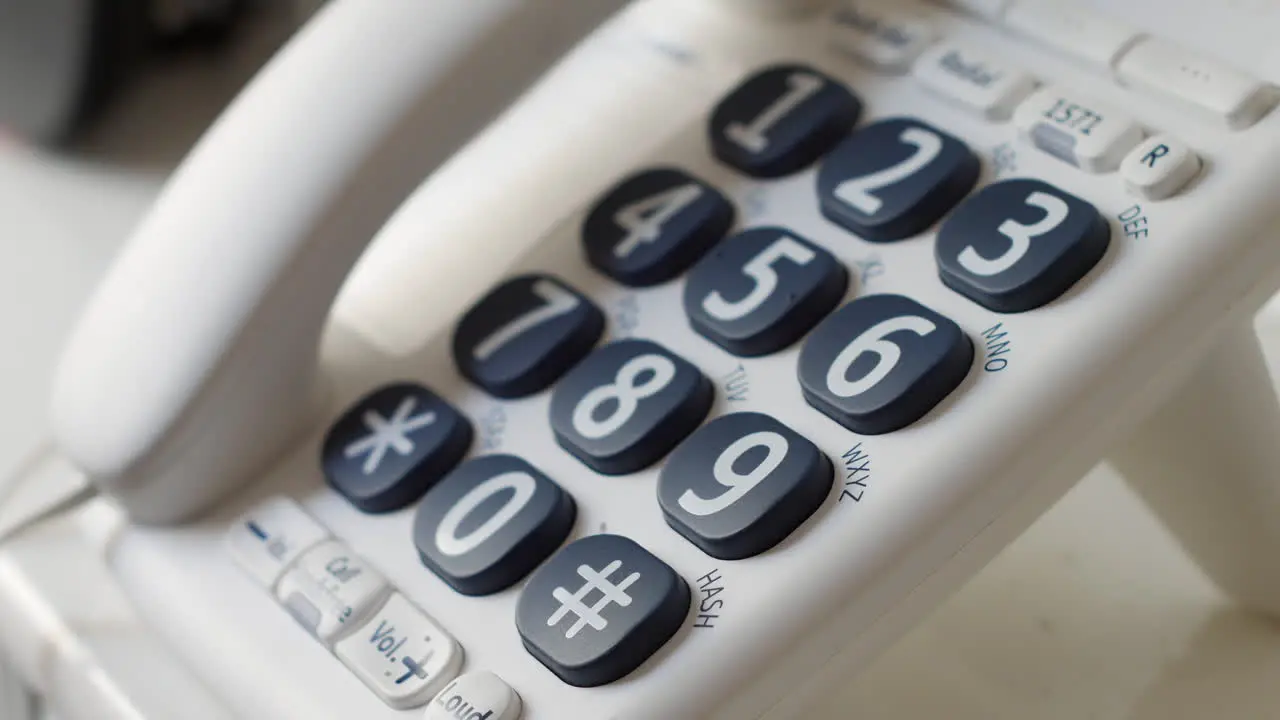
547 560 640 639
343 396 437 474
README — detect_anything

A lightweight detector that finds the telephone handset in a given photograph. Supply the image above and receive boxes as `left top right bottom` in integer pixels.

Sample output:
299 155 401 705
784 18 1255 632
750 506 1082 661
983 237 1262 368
47 0 1280 717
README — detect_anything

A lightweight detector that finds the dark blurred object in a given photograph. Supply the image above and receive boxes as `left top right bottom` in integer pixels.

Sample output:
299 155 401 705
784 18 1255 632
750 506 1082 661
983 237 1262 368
0 0 247 146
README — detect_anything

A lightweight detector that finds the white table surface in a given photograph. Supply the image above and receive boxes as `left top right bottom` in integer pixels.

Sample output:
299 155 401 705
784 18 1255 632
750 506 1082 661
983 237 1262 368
2 7 1280 719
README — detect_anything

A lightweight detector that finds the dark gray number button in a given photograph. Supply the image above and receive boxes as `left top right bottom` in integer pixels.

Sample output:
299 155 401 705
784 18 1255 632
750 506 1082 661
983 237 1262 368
658 413 833 560
413 454 576 596
798 295 973 434
710 64 863 178
935 178 1110 312
818 117 980 242
452 274 604 398
683 227 848 357
516 534 690 687
550 339 713 475
322 383 473 513
583 168 734 287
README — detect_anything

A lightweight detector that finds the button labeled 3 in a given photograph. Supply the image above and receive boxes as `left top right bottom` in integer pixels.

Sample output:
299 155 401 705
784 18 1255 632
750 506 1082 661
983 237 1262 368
659 413 833 559
935 178 1110 312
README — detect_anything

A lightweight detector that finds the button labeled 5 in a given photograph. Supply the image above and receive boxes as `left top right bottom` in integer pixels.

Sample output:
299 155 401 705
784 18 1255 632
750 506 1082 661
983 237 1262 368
659 413 833 560
799 294 973 434
683 228 848 357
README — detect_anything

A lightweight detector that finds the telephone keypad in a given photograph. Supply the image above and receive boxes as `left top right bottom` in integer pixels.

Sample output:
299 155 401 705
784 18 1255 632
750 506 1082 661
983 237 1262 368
549 339 714 475
683 227 848 357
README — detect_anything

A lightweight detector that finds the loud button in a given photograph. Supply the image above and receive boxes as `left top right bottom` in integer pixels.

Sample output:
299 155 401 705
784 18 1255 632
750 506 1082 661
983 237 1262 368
427 671 523 720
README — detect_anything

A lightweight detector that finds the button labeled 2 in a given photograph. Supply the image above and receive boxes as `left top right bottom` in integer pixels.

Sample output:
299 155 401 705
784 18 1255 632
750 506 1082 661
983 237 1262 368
818 117 979 242
453 274 603 398
710 64 862 178
550 340 713 475
935 178 1110 312
413 455 576 596
683 227 848 356
658 413 833 559
799 294 973 434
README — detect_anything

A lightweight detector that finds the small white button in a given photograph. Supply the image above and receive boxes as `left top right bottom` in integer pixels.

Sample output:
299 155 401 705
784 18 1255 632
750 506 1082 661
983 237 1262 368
1003 0 1140 70
427 672 522 720
225 497 329 589
335 593 462 710
925 0 1010 20
914 43 1038 120
275 541 391 644
830 1 936 73
1120 134 1201 201
1013 86 1144 172
1116 38 1279 130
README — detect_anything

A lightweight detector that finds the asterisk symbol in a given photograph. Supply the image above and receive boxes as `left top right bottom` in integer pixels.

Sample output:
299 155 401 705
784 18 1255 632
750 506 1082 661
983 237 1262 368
343 397 437 474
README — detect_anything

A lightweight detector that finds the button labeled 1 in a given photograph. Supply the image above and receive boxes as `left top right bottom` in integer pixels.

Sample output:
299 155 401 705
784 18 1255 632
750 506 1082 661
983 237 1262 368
335 593 463 710
935 178 1110 313
658 413 833 560
710 64 862 178
414 455 576 596
276 540 390 643
799 294 973 434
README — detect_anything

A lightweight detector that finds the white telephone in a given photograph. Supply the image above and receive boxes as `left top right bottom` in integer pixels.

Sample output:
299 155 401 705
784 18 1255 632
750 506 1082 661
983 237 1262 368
46 0 1280 717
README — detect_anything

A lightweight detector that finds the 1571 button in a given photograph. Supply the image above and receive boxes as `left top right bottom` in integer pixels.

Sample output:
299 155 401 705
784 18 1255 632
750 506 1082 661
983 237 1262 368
550 340 713 475
516 534 690 687
817 117 980 242
683 227 848 357
322 383 473 513
413 455 576 596
583 168 734 287
452 274 603 398
935 178 1110 312
710 64 862 178
799 294 973 434
658 413 833 560
335 593 463 709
